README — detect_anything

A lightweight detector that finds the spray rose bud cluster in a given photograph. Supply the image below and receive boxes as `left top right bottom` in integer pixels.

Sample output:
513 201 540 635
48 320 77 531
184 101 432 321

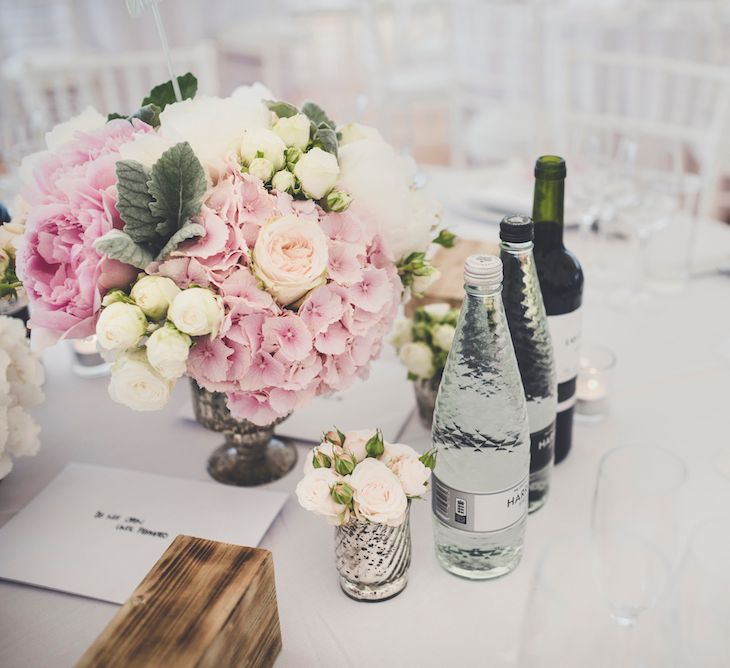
296 426 436 527
391 302 459 381
96 276 224 411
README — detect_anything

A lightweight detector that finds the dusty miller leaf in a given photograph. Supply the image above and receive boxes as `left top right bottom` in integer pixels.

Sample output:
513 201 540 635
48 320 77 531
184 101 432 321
265 100 299 118
115 160 160 243
155 222 205 262
302 101 336 130
94 230 153 270
312 123 338 157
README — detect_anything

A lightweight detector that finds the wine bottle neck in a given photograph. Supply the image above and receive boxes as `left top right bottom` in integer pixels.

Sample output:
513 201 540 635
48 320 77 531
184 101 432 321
532 178 564 248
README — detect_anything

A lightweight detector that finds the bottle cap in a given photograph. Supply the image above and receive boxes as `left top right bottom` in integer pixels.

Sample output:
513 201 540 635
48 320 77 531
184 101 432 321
534 155 567 181
499 215 534 243
464 254 502 287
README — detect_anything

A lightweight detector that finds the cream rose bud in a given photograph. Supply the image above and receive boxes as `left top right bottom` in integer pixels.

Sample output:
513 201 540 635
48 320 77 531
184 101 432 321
271 169 295 193
169 288 224 338
240 128 286 170
303 440 336 474
399 341 434 379
432 324 456 351
273 113 311 150
423 302 451 320
293 147 339 200
96 302 147 351
108 351 172 411
383 442 431 497
248 157 274 182
145 326 192 380
342 429 378 463
411 268 441 297
350 458 408 526
296 468 350 525
390 317 413 350
130 275 181 320
253 215 328 305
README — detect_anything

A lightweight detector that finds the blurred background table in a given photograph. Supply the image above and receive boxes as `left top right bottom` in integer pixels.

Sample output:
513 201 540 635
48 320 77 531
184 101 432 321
1 166 729 666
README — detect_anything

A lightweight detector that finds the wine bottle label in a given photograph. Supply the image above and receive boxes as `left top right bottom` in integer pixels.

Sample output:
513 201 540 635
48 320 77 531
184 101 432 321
529 421 555 473
432 474 528 533
548 309 581 412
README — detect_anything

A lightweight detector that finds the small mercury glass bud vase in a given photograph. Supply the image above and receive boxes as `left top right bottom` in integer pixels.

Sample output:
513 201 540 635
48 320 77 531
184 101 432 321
334 502 411 602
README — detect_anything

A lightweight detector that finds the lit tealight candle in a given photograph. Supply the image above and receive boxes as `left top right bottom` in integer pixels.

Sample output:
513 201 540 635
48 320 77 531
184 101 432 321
575 345 616 422
69 335 110 378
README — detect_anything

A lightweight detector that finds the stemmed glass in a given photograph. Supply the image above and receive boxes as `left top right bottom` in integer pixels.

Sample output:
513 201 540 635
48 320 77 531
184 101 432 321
592 446 687 666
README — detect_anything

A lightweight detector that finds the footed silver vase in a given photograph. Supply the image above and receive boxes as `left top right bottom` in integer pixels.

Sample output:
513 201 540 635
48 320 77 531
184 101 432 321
190 380 297 486
334 503 411 601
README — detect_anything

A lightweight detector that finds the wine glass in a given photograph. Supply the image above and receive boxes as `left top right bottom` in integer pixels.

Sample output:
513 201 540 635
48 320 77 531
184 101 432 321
592 446 686 664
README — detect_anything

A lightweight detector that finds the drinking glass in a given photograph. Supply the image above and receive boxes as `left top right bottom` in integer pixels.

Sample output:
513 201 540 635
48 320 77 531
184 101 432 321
592 446 686 664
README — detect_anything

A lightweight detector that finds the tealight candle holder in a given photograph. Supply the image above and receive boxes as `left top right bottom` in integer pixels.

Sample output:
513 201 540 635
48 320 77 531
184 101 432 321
70 336 110 378
575 344 616 423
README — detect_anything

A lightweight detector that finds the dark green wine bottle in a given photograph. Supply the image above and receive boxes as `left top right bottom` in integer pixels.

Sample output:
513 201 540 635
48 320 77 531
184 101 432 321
531 156 583 464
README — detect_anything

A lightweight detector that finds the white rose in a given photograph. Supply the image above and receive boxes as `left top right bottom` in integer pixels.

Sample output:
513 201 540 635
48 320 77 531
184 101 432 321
253 215 328 305
422 302 451 320
248 157 274 182
390 317 413 350
130 275 181 321
96 302 147 352
350 458 408 526
411 268 440 297
343 429 378 463
109 351 172 411
399 341 434 379
293 147 339 200
45 106 105 151
273 113 311 150
432 324 455 351
169 288 224 337
382 442 431 497
145 326 191 380
296 468 349 525
337 122 383 146
240 128 286 170
271 169 295 193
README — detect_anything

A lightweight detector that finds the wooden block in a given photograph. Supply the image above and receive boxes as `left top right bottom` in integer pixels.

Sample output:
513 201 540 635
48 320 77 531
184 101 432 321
77 535 282 668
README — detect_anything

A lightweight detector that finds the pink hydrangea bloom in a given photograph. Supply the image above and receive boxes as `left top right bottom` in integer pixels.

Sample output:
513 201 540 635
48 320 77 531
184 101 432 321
156 163 402 425
18 119 152 345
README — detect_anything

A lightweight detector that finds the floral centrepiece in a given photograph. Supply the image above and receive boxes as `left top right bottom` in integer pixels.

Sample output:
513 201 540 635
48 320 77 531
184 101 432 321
0 316 44 478
15 74 450 426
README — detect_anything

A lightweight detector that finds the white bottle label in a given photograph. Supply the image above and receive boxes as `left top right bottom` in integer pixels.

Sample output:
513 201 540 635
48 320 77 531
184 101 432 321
432 475 529 533
547 309 582 384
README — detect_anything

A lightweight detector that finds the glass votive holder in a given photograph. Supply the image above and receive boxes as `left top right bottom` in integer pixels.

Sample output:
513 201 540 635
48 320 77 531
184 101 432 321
575 344 616 423
70 336 110 378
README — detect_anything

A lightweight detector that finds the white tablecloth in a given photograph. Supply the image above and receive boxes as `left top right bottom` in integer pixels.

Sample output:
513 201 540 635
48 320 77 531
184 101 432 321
1 172 730 667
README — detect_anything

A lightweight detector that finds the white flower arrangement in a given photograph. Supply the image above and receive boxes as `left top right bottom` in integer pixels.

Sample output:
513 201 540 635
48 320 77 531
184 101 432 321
296 428 436 527
0 316 44 479
392 302 460 381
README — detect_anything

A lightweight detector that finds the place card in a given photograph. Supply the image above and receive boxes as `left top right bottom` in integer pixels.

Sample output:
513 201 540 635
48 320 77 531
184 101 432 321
0 463 288 604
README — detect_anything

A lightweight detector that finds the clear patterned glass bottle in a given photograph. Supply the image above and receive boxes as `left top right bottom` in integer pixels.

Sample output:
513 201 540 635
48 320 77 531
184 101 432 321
431 255 530 579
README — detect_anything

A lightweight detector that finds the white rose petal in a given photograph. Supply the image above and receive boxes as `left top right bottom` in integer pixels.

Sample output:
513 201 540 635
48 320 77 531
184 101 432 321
96 302 147 352
432 324 456 351
109 351 172 411
350 458 408 526
343 429 378 463
296 468 349 525
169 288 224 337
240 128 286 170
271 169 295 193
248 157 274 182
130 275 181 321
423 302 452 320
382 442 431 497
398 341 434 379
146 326 192 380
390 317 413 350
273 113 311 150
253 215 328 305
293 147 339 200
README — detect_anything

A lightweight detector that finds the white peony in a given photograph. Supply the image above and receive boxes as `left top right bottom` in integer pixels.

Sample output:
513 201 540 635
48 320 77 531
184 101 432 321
390 317 413 350
240 128 286 170
5 405 41 458
248 157 274 182
293 147 339 200
168 288 224 337
296 468 350 525
118 133 176 168
109 351 172 411
130 275 181 321
411 268 440 297
145 326 191 380
337 137 441 259
96 302 147 352
45 106 105 151
398 341 434 379
382 442 431 497
342 429 378 463
271 169 295 193
350 458 408 526
273 113 311 150
253 215 328 305
423 302 452 320
337 122 383 146
432 324 456 351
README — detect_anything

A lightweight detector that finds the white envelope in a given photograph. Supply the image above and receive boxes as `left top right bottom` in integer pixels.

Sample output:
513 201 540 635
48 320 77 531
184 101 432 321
0 463 288 605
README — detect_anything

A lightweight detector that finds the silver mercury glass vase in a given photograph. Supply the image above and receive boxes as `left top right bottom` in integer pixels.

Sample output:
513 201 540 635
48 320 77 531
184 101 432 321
190 380 297 486
334 502 411 601
412 369 442 430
